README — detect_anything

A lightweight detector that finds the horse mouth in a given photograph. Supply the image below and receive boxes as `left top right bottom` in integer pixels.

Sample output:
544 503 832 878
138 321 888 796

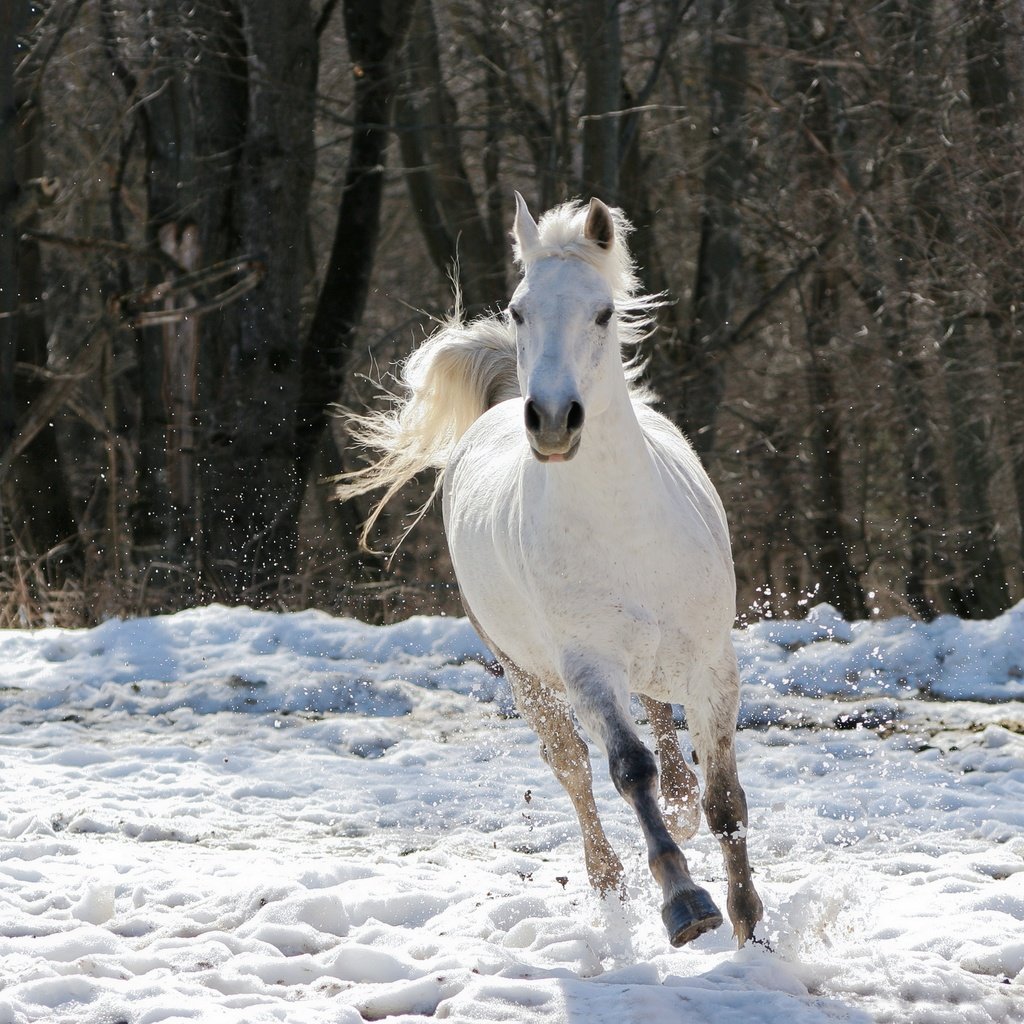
529 438 581 463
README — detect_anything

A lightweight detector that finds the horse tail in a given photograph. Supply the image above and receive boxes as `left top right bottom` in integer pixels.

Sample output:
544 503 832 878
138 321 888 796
336 310 519 549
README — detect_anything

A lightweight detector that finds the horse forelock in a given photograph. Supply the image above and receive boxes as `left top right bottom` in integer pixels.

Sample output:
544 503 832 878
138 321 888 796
515 200 642 302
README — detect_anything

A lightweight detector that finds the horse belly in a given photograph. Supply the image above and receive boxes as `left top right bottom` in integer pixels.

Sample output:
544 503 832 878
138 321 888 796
550 538 733 698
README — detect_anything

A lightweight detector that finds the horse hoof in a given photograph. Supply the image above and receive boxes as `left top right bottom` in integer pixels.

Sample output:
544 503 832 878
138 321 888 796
728 885 764 948
662 887 723 947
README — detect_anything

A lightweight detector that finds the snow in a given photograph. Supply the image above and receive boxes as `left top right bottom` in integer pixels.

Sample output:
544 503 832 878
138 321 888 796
0 602 1022 1023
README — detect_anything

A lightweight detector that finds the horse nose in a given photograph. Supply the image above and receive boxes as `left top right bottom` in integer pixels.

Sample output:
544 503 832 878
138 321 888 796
524 396 585 436
524 395 585 458
566 400 585 432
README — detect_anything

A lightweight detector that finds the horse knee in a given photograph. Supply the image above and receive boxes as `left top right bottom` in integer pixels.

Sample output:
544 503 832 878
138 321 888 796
541 728 589 779
609 736 658 801
702 777 748 840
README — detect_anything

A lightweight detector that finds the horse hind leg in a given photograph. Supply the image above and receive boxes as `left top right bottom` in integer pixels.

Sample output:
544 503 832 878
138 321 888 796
687 656 764 946
640 696 701 843
505 665 624 895
700 736 762 946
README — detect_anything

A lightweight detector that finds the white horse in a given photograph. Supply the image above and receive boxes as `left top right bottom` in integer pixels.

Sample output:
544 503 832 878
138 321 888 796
338 193 763 947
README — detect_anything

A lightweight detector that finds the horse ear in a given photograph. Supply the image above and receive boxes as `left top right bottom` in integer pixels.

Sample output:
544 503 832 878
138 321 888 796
584 197 615 251
513 191 541 257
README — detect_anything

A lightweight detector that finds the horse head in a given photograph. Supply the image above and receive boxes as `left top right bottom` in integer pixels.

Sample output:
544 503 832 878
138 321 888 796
509 192 624 463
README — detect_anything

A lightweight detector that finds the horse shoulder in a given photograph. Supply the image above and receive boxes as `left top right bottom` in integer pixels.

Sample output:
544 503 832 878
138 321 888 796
443 400 524 510
634 403 731 550
442 398 533 587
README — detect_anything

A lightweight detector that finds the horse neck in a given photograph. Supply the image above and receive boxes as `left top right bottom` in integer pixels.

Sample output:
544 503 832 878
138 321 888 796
545 367 652 493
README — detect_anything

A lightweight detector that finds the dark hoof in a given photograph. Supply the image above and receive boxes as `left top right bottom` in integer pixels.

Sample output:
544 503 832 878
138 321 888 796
662 886 724 947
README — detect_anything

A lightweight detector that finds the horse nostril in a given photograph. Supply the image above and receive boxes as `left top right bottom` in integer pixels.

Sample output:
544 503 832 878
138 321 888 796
566 401 585 433
524 398 541 433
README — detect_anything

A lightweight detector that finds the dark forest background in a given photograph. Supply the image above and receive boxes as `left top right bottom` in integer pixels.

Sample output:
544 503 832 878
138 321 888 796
2 0 1023 628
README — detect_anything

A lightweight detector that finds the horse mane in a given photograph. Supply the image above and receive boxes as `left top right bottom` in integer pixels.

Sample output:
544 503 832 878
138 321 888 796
336 307 519 550
335 199 659 550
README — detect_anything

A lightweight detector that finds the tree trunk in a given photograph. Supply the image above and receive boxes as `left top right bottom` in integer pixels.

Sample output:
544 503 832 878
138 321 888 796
132 0 199 559
199 0 318 601
1 3 81 583
396 0 504 312
836 0 961 617
102 0 248 598
803 265 867 619
782 1 867 620
860 215 960 618
894 0 1010 616
615 0 691 349
617 79 674 313
965 0 1024 584
0 2 23 459
579 0 621 203
676 0 751 459
290 0 413 561
939 312 1009 616
187 0 247 595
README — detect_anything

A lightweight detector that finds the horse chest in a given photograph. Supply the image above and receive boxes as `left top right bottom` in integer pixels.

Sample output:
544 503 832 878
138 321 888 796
444 433 726 689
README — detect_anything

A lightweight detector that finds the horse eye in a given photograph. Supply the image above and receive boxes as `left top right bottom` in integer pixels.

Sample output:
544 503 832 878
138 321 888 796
596 306 614 327
509 306 524 325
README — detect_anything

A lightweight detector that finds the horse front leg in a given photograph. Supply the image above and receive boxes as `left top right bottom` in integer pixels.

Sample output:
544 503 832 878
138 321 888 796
687 653 763 946
505 664 624 895
568 672 723 947
608 721 724 946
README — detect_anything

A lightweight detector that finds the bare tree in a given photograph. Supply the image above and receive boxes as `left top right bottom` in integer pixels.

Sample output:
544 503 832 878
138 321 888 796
0 1 25 467
676 0 751 459
396 0 505 312
776 0 867 619
579 0 622 202
1 2 82 586
4 0 1023 624
101 0 318 599
897 0 1010 616
965 0 1024 583
289 0 415 593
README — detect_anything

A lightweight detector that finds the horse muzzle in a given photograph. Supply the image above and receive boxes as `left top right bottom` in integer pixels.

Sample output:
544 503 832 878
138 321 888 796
524 395 585 462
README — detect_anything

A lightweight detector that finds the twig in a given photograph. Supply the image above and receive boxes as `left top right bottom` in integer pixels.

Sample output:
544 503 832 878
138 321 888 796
24 229 185 275
0 322 107 485
726 225 846 349
114 257 265 327
714 33 876 71
15 0 89 103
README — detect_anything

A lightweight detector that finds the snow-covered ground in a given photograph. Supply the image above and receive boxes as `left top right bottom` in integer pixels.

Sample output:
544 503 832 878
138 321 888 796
1 602 1023 1023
